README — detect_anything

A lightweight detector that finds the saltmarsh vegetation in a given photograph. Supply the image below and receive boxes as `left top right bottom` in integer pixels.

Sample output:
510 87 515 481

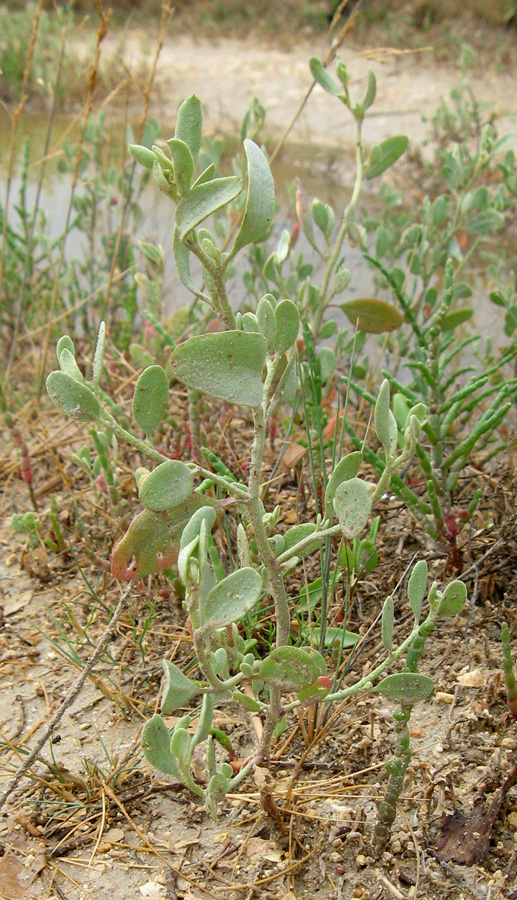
1 6 516 849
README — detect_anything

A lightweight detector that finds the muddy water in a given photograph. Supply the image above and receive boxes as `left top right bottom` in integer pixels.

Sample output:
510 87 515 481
0 111 511 354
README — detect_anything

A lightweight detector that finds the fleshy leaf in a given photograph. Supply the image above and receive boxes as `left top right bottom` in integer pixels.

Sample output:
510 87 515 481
372 673 434 704
381 595 394 652
258 646 326 691
174 94 202 167
141 714 179 776
167 137 195 195
365 136 409 179
92 321 106 388
375 379 398 459
436 580 467 617
139 460 194 511
282 523 319 556
176 177 242 241
199 567 262 630
233 139 275 253
274 299 300 354
56 335 75 362
333 477 373 539
407 560 427 622
46 372 100 422
132 365 169 437
309 57 344 97
180 506 217 550
312 626 359 649
111 498 206 580
161 660 201 714
256 295 277 347
341 298 404 334
173 225 200 297
58 347 84 383
171 331 267 407
440 309 473 331
325 451 363 521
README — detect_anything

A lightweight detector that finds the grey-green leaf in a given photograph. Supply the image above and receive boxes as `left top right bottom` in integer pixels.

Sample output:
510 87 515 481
58 347 84 383
173 225 198 296
161 660 201 714
333 477 373 539
258 646 326 691
372 673 434 705
47 372 101 422
199 567 262 630
325 451 363 521
92 320 106 388
365 136 409 179
167 137 195 196
141 714 179 776
407 559 427 622
309 57 344 97
174 94 202 167
171 331 267 407
233 139 275 253
132 365 169 436
256 295 277 347
374 378 397 458
274 299 300 354
56 334 75 362
381 595 394 652
139 460 194 511
436 580 467 617
176 176 242 242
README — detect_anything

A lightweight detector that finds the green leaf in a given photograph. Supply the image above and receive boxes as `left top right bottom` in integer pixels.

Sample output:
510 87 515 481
440 309 473 331
318 347 336 383
141 714 179 776
407 560 427 622
167 137 195 196
111 498 207 580
192 163 215 187
362 69 377 111
174 94 202 167
365 136 409 179
436 580 467 617
333 477 373 539
325 451 363 521
132 365 169 437
341 298 404 334
233 139 275 253
161 660 201 714
171 331 267 407
173 225 200 297
128 144 156 169
56 335 76 364
258 646 326 691
139 460 194 511
309 57 344 97
92 321 106 388
46 372 101 422
199 567 262 630
466 209 505 235
256 294 277 347
381 595 394 652
274 299 300 354
176 177 242 241
311 626 359 649
372 673 434 704
282 523 319 557
58 347 84 383
180 506 217 550
375 378 398 459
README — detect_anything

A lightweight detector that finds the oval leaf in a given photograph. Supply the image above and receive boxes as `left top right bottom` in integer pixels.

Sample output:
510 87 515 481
176 176 242 241
274 299 300 354
309 57 344 97
258 646 326 691
111 497 206 581
341 298 404 334
324 451 363 521
174 94 202 167
365 135 409 179
372 672 434 705
333 477 373 539
132 365 169 436
200 567 262 630
436 580 467 617
440 309 473 332
381 595 394 652
167 137 195 196
46 371 100 422
161 660 201 714
141 714 179 776
407 559 427 622
233 139 275 253
171 331 267 407
139 460 194 512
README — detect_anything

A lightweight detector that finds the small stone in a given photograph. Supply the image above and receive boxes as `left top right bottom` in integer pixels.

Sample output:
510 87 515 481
457 668 485 687
507 812 517 828
355 854 367 867
435 691 455 704
501 737 517 749
283 510 298 525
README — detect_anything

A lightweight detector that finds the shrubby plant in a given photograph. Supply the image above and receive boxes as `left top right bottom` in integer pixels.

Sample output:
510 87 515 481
46 90 467 833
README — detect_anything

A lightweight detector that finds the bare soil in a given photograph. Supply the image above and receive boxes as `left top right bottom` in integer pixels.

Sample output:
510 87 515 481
1 26 517 900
